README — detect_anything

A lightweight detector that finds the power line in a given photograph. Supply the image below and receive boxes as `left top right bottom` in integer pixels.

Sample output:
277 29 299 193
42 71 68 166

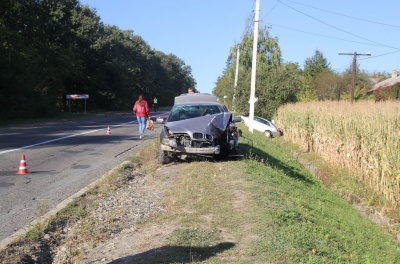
359 50 400 60
281 0 400 29
269 23 400 62
244 12 255 34
276 0 400 51
260 1 280 21
252 0 400 72
333 49 400 71
267 22 400 64
244 1 256 34
269 23 384 47
236 1 256 50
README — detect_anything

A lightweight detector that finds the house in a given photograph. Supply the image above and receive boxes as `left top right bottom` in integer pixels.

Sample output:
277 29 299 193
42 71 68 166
367 70 400 94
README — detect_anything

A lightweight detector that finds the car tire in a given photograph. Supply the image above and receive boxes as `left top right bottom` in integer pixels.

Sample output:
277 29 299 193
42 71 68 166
265 130 273 138
159 150 171 164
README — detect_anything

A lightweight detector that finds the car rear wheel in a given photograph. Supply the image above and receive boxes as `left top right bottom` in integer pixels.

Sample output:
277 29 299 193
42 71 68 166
265 130 273 138
159 150 171 164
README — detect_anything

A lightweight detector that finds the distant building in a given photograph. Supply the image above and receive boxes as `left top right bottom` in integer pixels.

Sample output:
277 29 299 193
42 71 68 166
367 70 400 100
368 70 400 93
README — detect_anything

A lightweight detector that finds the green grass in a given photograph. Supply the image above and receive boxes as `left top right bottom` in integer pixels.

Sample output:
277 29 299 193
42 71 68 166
131 125 400 263
237 124 400 263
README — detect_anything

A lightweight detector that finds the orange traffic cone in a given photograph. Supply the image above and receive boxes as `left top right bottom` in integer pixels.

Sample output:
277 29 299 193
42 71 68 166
16 154 28 175
106 125 111 135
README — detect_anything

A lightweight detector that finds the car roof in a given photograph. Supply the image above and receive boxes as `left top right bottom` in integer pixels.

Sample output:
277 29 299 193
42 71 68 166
174 93 219 104
172 102 223 109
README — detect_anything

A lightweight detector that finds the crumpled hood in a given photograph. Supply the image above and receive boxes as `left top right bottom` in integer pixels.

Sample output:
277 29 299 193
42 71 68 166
165 112 232 137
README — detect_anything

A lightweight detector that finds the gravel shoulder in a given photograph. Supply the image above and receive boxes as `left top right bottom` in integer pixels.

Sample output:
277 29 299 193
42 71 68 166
54 163 174 263
1 145 235 263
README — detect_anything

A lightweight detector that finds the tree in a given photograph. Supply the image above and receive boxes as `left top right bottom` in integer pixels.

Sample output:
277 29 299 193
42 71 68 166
256 63 300 119
314 72 347 101
226 25 281 71
296 74 318 102
214 23 282 114
0 0 196 121
295 50 333 102
304 50 331 78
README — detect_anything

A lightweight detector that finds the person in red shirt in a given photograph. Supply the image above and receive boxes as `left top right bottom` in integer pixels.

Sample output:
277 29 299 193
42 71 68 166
133 94 150 139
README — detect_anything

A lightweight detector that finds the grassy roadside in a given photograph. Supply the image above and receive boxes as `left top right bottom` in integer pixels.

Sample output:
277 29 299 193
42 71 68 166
236 125 400 263
146 124 400 263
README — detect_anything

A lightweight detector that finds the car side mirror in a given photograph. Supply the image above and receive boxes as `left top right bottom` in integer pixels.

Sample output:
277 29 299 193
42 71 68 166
232 116 242 123
156 117 166 124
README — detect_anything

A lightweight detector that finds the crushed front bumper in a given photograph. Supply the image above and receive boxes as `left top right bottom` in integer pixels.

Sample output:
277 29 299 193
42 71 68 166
160 144 220 155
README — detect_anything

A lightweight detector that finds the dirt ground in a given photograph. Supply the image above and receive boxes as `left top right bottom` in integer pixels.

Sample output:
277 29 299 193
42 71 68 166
1 159 219 263
69 163 184 264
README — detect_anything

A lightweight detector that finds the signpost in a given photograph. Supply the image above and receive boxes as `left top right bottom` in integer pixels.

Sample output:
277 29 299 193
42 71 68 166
66 94 89 114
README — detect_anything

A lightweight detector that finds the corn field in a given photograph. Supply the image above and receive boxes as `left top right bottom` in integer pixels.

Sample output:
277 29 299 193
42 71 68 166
275 100 400 207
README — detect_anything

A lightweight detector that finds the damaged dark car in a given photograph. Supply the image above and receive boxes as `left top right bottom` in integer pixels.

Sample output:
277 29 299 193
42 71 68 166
156 93 241 164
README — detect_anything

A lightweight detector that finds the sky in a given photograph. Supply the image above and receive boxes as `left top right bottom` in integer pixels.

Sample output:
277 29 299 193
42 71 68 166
81 0 400 94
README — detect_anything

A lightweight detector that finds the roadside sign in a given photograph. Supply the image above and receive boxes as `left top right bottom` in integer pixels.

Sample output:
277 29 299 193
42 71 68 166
66 94 89 113
66 94 89 99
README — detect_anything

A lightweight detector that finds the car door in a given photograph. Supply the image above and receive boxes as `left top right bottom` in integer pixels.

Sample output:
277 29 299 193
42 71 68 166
253 117 265 132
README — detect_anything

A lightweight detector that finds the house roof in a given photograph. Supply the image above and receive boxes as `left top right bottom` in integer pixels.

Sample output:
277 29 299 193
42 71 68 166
367 76 400 93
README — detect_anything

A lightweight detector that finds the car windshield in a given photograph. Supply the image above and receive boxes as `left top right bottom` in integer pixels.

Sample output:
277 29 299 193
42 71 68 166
168 105 221 122
255 117 275 127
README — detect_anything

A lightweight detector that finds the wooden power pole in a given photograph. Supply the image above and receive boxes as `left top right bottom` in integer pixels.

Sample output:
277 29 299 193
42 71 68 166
339 52 371 103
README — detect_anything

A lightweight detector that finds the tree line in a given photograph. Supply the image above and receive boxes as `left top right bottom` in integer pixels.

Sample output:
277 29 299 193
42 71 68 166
213 24 395 120
2 1 396 122
0 0 195 121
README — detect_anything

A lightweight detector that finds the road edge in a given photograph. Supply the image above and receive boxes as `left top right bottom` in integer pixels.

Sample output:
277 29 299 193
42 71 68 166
0 160 132 251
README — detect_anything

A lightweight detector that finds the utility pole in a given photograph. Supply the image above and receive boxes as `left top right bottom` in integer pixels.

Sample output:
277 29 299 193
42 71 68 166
249 0 260 133
233 45 240 113
339 52 371 103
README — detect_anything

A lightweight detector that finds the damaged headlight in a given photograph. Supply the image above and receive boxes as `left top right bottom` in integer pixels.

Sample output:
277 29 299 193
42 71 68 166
161 137 177 148
215 145 220 154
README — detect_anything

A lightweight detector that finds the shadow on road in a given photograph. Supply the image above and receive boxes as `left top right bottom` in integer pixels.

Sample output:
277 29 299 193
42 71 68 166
109 242 235 264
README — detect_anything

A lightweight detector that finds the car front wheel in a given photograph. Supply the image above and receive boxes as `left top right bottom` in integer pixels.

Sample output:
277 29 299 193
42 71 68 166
265 130 273 138
159 150 171 164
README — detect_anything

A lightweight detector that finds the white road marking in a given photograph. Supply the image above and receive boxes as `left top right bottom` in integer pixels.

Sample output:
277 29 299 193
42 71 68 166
0 121 137 155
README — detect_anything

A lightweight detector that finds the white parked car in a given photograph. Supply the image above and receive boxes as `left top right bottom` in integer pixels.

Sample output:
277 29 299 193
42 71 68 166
241 116 283 138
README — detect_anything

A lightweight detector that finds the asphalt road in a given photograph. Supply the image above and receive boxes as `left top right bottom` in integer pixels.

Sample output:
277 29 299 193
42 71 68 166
0 110 168 242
